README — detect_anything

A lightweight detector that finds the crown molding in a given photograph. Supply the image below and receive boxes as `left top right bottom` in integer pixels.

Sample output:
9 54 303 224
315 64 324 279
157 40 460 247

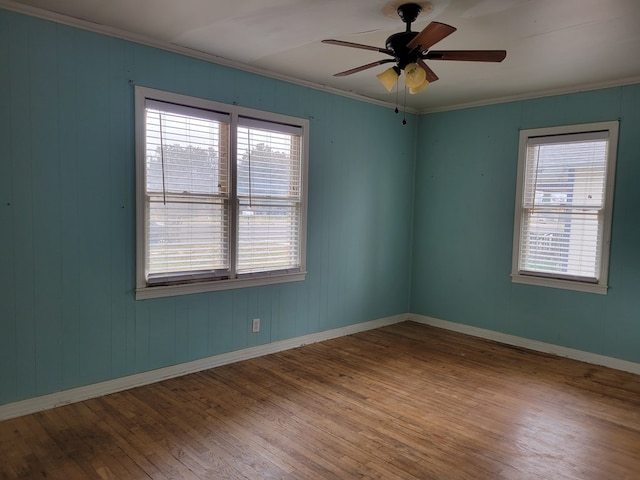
2 2 638 117
419 76 640 114
0 0 421 115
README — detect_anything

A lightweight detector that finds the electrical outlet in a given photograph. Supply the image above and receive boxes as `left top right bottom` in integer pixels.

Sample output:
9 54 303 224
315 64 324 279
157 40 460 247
252 318 260 333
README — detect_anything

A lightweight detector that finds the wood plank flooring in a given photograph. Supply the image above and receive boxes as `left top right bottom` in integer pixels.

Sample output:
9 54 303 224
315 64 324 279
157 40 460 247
1 321 639 479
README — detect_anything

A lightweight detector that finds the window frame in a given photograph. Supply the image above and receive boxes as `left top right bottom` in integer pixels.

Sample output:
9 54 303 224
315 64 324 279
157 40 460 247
134 86 309 300
511 121 618 295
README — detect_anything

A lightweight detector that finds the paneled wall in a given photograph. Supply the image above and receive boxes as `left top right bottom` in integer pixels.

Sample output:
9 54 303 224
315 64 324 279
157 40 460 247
0 10 415 404
3 6 639 408
411 86 640 363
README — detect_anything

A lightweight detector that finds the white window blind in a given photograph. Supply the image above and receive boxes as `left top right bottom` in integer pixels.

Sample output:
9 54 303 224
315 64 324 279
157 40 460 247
145 100 230 285
512 122 618 294
135 87 308 298
236 117 303 275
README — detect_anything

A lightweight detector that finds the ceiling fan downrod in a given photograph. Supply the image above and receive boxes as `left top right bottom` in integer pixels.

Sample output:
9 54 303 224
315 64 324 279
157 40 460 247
385 3 424 70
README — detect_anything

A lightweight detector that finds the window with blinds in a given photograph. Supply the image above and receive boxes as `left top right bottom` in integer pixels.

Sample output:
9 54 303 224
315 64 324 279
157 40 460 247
512 122 618 294
144 101 230 284
236 117 303 275
135 87 308 299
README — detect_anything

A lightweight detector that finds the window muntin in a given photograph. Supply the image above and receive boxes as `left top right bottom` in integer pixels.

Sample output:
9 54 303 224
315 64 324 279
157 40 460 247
135 87 308 299
512 122 618 294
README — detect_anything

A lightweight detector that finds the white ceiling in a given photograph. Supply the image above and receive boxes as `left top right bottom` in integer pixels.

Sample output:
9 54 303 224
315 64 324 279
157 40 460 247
6 0 640 112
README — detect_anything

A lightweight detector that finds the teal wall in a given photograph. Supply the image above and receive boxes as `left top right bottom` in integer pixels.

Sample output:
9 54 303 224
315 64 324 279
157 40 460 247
0 10 415 404
411 85 640 363
2 8 639 407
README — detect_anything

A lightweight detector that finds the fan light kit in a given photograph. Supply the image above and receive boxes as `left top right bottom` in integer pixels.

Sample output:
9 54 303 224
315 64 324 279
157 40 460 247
322 2 506 95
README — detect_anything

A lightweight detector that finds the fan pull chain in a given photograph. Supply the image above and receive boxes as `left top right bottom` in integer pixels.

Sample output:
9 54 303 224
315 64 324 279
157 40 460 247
402 86 407 125
395 80 399 114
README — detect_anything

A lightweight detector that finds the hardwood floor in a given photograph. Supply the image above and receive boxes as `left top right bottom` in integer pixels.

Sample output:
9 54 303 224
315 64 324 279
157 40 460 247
1 321 639 479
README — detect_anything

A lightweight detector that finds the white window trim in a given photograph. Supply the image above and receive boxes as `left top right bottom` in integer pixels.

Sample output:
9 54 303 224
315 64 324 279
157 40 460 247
134 86 309 300
511 121 619 295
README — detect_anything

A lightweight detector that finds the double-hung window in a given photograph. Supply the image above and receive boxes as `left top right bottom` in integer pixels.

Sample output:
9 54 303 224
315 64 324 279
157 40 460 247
135 87 308 299
511 121 618 294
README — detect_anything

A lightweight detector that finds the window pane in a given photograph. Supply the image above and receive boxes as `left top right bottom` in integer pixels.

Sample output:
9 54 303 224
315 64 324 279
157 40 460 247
523 140 607 210
520 210 600 279
237 126 301 200
147 197 228 276
146 107 228 196
236 123 302 275
237 202 300 274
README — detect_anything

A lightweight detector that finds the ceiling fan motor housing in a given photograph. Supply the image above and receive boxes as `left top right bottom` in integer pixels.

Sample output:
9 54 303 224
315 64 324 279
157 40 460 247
385 31 421 69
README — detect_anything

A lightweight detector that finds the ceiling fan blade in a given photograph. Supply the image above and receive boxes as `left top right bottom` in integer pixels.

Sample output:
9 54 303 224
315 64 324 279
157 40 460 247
417 59 439 83
407 22 457 50
322 39 393 56
334 59 396 77
425 50 507 62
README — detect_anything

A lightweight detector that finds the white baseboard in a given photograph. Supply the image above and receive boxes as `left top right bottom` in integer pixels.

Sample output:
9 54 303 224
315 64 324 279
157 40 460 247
3 313 638 421
0 314 409 421
410 314 640 375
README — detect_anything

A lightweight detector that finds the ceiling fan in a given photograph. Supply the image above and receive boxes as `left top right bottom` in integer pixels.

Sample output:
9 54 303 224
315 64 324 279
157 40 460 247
322 2 506 94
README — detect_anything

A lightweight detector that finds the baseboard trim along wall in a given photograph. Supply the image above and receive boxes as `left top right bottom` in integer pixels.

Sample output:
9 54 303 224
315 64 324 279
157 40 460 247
0 314 408 421
410 314 640 376
3 313 639 421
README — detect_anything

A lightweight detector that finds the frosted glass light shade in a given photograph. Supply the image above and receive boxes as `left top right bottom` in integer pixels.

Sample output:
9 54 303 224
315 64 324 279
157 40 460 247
404 63 427 88
409 79 430 94
377 67 399 92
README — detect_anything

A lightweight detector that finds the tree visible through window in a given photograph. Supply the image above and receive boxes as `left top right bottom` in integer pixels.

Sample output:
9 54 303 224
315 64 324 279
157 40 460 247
512 122 618 294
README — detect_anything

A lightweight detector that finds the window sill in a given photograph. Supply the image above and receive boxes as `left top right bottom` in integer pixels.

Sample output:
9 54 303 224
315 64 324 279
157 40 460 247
136 271 307 300
511 273 608 295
